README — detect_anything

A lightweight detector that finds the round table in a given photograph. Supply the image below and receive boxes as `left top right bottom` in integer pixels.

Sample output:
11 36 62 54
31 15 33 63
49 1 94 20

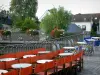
77 42 87 45
63 47 75 53
0 70 8 74
77 42 87 50
38 51 51 54
92 37 100 40
59 53 73 57
37 59 53 64
12 63 32 69
86 39 95 42
23 55 36 58
63 47 75 49
0 58 16 62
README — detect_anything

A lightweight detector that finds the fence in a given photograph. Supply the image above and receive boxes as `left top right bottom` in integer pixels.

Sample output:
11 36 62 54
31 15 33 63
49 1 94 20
0 32 90 54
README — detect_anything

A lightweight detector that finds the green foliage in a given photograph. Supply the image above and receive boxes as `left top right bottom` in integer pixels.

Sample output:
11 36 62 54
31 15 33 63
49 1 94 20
21 18 38 31
2 30 11 36
10 0 38 26
54 30 64 38
90 29 97 36
40 6 72 35
10 0 38 19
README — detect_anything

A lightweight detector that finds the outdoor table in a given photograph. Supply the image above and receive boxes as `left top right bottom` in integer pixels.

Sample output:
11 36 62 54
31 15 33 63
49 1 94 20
77 42 87 45
63 47 75 49
91 37 100 40
77 42 87 50
0 58 16 69
86 39 95 42
38 51 51 54
59 53 74 57
12 63 32 69
0 58 16 62
0 69 8 74
37 59 53 64
63 47 75 53
12 63 32 75
85 39 95 54
23 55 36 58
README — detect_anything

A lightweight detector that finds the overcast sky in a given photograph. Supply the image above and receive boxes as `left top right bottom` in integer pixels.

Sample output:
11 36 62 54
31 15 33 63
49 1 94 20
0 0 100 18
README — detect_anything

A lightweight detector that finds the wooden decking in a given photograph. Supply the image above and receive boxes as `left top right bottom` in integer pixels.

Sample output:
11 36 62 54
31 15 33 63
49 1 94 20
79 46 100 75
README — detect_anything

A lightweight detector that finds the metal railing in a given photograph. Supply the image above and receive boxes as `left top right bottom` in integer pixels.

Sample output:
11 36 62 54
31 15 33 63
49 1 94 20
0 32 90 54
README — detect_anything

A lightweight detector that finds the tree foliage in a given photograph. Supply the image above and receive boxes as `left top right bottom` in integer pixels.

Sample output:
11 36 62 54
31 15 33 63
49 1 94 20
10 0 38 20
40 6 72 35
16 18 38 31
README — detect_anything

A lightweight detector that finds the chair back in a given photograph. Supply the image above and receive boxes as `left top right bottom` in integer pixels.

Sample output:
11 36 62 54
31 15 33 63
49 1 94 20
15 52 26 58
56 58 64 66
0 62 5 69
3 69 19 75
34 63 46 74
5 60 19 69
19 58 31 63
20 66 33 75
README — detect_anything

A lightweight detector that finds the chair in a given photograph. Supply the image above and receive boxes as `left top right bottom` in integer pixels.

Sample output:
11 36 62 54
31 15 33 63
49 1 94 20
0 53 16 58
20 66 33 75
34 60 55 75
72 51 84 72
64 56 76 75
45 52 57 59
32 48 46 54
45 60 56 75
19 58 31 63
30 56 41 64
15 51 26 58
5 60 19 69
0 62 5 69
33 63 46 75
3 69 19 75
55 57 65 75
56 49 64 54
25 50 33 55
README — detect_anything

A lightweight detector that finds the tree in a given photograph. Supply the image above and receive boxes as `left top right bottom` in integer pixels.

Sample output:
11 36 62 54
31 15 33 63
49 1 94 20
10 0 38 20
16 18 38 31
0 7 12 25
40 6 72 35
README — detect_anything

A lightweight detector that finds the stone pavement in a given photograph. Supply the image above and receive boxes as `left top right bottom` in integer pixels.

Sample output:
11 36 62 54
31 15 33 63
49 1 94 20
78 47 100 75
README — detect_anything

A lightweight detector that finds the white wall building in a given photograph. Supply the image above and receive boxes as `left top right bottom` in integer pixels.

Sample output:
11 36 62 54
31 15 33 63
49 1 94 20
72 13 100 33
72 22 92 31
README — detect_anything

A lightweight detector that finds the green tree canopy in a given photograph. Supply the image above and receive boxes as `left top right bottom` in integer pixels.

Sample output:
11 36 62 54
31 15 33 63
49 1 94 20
10 0 38 20
16 18 38 31
40 6 72 35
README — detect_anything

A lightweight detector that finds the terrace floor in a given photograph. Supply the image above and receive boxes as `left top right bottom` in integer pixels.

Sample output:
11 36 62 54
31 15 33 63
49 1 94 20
78 46 100 75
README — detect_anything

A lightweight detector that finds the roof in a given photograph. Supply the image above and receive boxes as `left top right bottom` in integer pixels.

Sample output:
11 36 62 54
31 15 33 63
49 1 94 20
67 24 82 33
72 13 100 22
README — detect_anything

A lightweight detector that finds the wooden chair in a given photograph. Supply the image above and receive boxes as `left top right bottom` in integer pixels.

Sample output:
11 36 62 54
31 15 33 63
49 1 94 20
5 60 19 70
64 56 75 75
25 50 33 55
15 51 26 59
55 57 65 75
3 69 19 75
20 66 33 75
19 58 31 63
32 48 46 54
0 53 16 58
0 62 5 69
33 60 55 75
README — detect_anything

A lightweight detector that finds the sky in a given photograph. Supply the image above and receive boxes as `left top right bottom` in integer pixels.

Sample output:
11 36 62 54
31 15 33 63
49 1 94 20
0 0 100 18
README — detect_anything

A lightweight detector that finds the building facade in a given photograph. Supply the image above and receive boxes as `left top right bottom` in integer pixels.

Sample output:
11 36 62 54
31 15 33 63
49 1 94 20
72 13 100 33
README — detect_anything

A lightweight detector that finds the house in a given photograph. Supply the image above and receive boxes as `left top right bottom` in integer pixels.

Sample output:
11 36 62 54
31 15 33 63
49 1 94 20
71 13 100 33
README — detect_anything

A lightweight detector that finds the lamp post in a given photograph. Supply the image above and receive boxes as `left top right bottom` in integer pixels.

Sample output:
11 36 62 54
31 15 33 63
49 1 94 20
39 9 50 40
